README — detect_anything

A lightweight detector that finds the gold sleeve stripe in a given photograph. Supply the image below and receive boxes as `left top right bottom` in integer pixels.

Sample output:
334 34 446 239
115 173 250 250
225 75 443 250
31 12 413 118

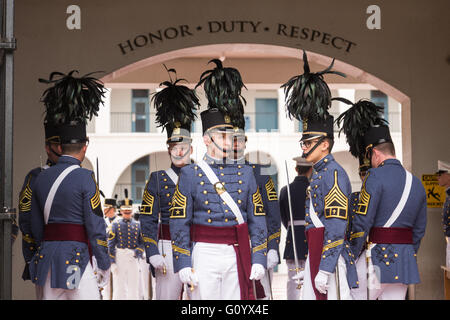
349 232 365 240
96 239 108 247
322 239 344 253
268 231 281 242
265 178 278 201
136 248 144 252
143 236 157 246
23 234 36 244
252 240 268 253
172 244 191 256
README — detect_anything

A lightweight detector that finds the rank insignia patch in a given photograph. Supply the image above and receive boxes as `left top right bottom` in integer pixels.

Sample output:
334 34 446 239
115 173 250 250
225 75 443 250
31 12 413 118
356 172 371 215
324 170 348 219
140 187 154 215
253 187 266 216
90 174 103 217
19 175 32 212
169 185 187 218
265 177 278 201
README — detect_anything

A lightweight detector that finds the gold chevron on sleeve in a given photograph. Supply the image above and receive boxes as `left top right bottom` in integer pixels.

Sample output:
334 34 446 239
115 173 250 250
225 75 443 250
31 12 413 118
324 170 348 220
265 177 278 201
252 187 266 216
140 189 154 215
90 173 101 210
169 185 187 219
356 172 371 216
19 176 33 212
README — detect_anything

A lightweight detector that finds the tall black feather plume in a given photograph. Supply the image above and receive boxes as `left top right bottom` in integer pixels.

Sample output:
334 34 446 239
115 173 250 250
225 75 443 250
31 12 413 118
281 50 346 122
39 70 106 125
334 97 388 158
151 65 200 132
196 59 247 127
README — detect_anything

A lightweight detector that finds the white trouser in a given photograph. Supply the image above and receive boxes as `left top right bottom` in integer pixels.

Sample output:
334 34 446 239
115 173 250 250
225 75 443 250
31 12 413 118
365 246 408 300
350 255 368 300
258 268 273 300
113 248 141 300
286 259 306 300
191 242 240 300
369 283 408 300
155 239 183 300
301 254 352 300
138 252 151 300
101 271 113 300
40 261 100 300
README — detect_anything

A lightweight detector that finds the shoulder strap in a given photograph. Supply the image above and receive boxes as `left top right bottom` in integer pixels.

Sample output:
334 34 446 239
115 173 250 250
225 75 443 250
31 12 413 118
165 168 179 185
43 165 79 224
309 197 324 228
197 159 245 225
383 169 413 228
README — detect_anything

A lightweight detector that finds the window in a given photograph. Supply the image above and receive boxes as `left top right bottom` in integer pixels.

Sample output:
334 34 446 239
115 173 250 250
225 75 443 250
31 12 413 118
255 98 278 132
131 156 149 202
370 90 389 122
132 89 149 132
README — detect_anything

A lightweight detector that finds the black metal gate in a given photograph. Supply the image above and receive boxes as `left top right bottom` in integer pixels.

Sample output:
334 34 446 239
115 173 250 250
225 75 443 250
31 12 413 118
0 0 15 300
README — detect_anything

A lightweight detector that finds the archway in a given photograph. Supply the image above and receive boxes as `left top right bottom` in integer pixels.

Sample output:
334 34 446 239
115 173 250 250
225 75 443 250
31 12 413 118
99 43 411 171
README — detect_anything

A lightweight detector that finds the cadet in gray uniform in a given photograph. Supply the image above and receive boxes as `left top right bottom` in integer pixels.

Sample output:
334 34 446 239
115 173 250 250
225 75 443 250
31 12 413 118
140 66 199 300
342 99 427 300
30 71 110 300
169 60 267 300
282 51 357 300
108 193 144 300
101 197 118 300
335 98 385 300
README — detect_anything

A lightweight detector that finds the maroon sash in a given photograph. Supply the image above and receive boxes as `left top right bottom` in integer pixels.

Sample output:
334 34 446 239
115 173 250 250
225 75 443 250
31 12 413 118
43 223 92 261
158 223 171 240
191 223 265 300
305 227 327 300
369 227 413 244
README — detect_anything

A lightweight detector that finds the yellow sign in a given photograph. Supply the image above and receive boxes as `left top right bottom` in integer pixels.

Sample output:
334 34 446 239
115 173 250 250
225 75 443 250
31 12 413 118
422 174 446 208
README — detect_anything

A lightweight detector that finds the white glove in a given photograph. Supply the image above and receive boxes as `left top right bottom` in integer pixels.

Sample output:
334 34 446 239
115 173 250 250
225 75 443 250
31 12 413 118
110 263 117 274
97 268 110 288
267 249 279 270
292 269 305 285
249 263 265 281
314 270 331 294
149 254 166 270
178 267 199 286
292 270 304 280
